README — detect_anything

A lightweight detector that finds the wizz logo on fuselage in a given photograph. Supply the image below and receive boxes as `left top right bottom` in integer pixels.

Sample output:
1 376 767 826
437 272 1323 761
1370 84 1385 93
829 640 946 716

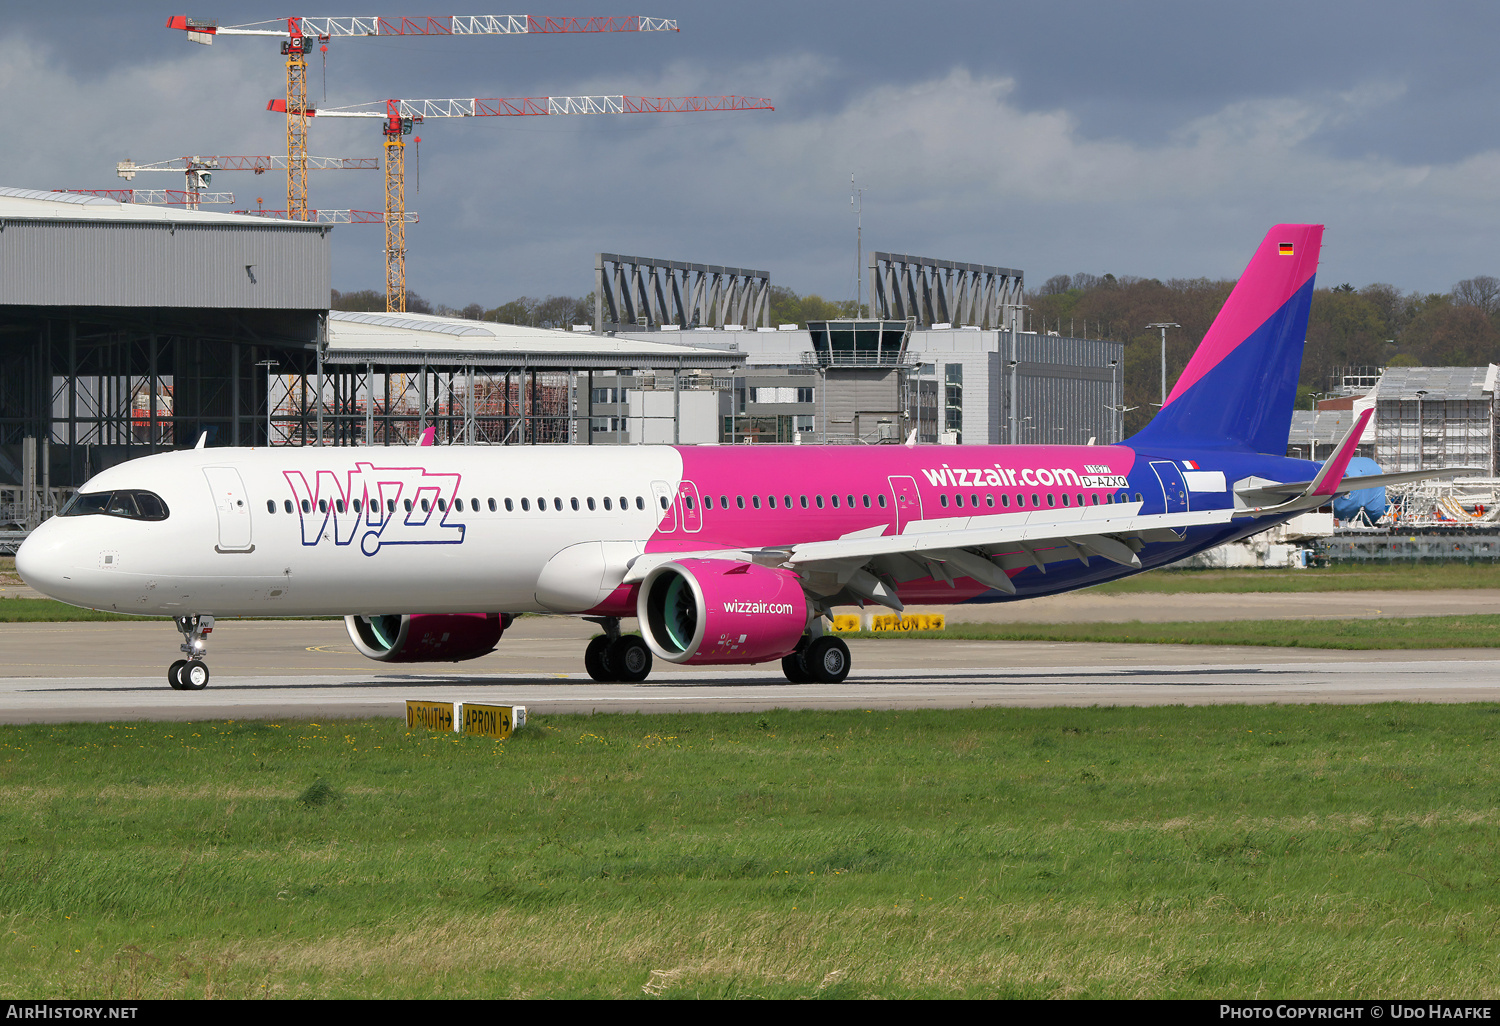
283 463 464 556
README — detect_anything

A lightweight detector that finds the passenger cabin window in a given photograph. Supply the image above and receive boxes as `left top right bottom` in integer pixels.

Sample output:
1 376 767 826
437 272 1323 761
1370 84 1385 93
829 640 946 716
60 489 170 522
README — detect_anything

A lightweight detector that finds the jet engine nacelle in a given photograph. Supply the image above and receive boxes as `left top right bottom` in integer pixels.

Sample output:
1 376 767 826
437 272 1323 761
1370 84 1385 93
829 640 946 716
637 558 808 665
345 612 506 663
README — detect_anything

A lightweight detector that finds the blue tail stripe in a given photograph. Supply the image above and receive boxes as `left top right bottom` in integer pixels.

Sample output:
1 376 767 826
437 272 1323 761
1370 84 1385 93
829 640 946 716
1128 276 1315 454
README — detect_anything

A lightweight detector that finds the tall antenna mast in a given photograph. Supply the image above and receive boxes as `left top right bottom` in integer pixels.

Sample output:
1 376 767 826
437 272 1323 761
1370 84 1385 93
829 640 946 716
852 173 865 316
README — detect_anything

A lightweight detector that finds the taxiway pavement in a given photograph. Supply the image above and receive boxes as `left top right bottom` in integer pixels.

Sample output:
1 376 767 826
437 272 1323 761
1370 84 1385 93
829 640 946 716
0 596 1496 722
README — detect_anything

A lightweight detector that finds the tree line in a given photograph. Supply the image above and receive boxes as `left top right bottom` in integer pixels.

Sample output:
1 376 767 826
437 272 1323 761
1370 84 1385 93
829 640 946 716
329 285 862 330
336 270 1500 438
1033 272 1500 435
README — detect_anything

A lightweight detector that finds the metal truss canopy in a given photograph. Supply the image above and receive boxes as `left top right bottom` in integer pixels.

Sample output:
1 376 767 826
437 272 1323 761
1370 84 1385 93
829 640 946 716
595 253 771 333
868 252 1024 330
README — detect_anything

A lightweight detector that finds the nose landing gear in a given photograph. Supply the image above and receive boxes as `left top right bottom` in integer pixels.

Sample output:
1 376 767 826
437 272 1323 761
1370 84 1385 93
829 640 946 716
168 615 214 690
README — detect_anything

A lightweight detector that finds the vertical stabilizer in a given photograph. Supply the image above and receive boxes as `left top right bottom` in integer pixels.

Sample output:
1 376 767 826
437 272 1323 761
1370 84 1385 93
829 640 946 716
1128 224 1323 454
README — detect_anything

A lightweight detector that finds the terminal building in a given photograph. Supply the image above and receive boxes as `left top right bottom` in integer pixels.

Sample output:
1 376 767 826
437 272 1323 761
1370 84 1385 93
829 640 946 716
602 252 1124 447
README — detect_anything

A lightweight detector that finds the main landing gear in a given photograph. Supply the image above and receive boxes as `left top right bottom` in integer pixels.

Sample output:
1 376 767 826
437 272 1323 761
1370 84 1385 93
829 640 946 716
167 614 214 691
583 617 653 682
781 633 851 684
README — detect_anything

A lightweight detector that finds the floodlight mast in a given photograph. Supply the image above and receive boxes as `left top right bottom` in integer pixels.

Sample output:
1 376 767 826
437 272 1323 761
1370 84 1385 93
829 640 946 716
1145 321 1180 407
166 14 680 221
274 93 775 312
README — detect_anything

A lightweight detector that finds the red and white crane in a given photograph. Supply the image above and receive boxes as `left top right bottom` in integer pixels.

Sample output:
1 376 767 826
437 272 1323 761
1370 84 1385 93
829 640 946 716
116 155 377 210
166 14 679 220
272 93 774 311
55 188 238 208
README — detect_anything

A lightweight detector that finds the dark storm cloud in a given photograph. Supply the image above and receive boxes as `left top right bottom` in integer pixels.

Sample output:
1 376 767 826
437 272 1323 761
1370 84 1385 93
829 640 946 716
6 2 1500 306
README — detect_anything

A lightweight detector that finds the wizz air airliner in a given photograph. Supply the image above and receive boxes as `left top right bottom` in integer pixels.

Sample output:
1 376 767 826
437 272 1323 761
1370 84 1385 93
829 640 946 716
15 225 1433 691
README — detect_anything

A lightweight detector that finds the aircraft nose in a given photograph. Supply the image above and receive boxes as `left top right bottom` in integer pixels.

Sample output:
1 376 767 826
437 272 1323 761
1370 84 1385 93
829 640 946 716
15 519 75 600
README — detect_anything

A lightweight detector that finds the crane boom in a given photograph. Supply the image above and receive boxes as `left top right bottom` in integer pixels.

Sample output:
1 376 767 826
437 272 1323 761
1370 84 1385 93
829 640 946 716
56 189 237 206
117 156 377 174
168 14 677 41
237 208 419 224
277 94 775 118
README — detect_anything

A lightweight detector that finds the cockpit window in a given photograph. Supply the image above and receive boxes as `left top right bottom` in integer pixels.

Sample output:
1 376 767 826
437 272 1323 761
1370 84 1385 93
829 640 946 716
60 489 169 522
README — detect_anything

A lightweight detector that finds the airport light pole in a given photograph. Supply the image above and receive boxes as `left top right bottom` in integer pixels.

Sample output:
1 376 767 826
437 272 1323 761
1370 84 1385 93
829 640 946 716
1145 322 1180 407
1414 389 1429 469
1305 392 1324 459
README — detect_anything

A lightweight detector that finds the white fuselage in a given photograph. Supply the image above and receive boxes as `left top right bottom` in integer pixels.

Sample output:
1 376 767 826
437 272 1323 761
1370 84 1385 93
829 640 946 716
18 446 685 617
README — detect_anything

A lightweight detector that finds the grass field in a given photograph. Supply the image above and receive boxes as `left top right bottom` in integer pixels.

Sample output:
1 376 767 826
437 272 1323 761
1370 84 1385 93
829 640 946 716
852 614 1500 650
1 705 1498 999
1090 562 1500 594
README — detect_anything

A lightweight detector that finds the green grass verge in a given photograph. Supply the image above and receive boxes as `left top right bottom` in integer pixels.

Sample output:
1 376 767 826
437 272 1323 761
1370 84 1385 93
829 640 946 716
1 706 1498 998
1092 562 1500 594
0 598 153 623
857 614 1500 649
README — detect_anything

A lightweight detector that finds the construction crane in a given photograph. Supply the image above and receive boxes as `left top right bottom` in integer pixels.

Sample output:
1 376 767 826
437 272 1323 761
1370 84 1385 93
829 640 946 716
117 155 377 210
55 188 237 207
273 93 774 312
238 208 418 224
166 14 680 221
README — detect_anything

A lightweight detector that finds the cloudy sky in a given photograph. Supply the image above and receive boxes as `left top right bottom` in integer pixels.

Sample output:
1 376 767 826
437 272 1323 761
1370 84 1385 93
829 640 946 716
6 2 1500 308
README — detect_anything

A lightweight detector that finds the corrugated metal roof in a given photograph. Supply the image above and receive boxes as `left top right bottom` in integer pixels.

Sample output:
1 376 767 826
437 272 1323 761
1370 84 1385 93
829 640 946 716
0 187 322 230
1373 365 1496 400
1289 408 1367 444
325 311 744 367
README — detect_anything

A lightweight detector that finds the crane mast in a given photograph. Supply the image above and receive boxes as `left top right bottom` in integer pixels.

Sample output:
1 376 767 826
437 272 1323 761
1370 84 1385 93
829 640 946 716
275 94 774 311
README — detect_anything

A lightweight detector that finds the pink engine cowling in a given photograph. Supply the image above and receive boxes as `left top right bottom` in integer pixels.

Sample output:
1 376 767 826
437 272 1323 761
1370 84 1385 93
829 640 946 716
637 558 809 665
344 613 506 663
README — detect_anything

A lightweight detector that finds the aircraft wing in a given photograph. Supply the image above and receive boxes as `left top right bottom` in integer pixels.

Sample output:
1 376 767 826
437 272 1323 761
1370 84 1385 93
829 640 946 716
621 500 1238 610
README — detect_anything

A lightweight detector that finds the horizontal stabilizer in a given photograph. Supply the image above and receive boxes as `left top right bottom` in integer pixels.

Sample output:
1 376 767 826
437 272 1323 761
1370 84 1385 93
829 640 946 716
1238 408 1371 517
1237 466 1487 506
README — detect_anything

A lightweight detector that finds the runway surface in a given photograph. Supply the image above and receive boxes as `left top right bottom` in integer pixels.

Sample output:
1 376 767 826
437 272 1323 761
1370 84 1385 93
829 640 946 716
0 603 1497 722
